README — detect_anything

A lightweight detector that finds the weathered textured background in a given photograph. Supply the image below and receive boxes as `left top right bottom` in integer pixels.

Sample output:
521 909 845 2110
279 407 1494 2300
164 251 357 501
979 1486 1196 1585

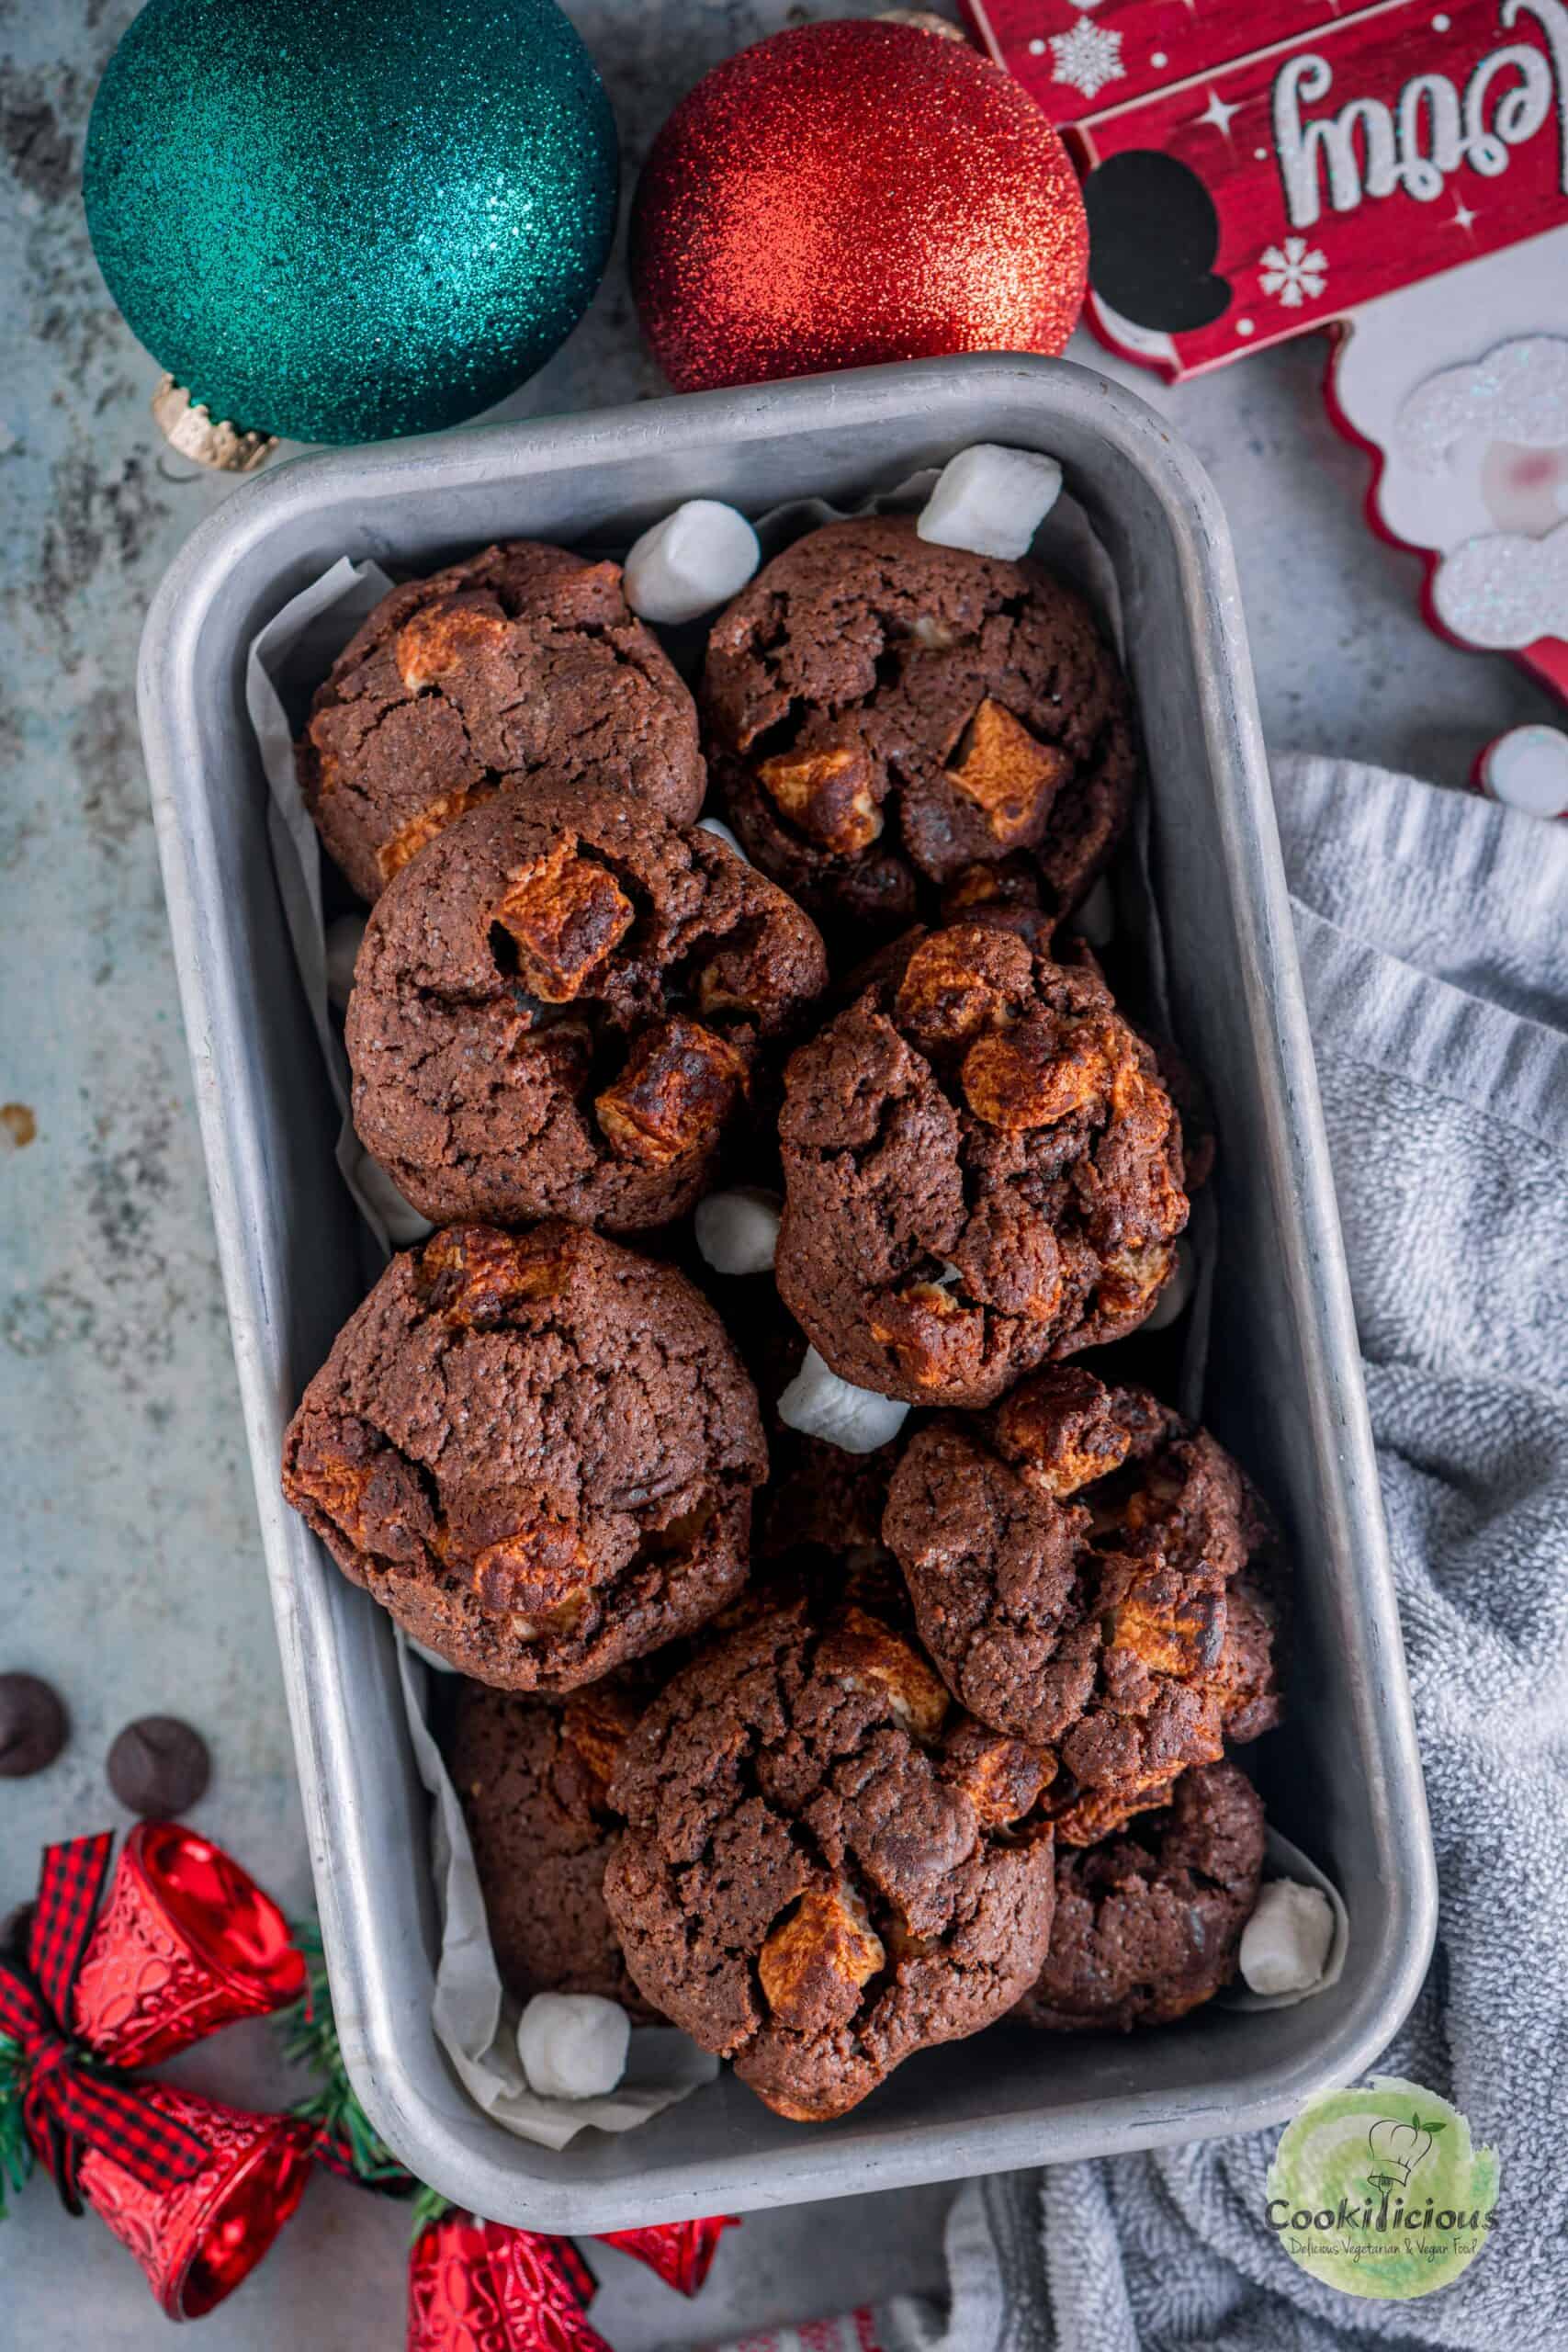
0 0 1548 2341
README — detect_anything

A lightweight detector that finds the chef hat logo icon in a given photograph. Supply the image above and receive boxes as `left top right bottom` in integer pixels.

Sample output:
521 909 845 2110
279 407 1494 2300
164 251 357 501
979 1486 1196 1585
1367 2110 1444 2192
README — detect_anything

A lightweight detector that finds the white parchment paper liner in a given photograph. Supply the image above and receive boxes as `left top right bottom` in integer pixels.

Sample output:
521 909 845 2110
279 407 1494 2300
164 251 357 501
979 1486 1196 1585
395 1642 718 2144
243 469 1348 2149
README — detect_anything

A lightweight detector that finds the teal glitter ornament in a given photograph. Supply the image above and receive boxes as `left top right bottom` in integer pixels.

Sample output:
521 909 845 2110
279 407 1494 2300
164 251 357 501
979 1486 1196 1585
84 0 618 457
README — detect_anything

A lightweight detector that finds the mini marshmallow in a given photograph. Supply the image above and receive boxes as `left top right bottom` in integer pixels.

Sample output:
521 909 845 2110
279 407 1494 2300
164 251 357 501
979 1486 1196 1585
517 1992 630 2101
1239 1879 1336 1998
694 1186 782 1276
353 1148 435 1246
1141 1234 1195 1332
1073 876 1116 949
697 815 750 863
778 1348 910 1455
324 912 367 1012
623 500 761 626
917 446 1064 562
1479 722 1568 818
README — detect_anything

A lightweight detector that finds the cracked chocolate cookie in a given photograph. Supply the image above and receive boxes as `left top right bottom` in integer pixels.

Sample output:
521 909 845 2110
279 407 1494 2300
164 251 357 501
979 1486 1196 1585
883 1367 1281 1813
346 783 828 1233
1016 1760 1265 2030
451 1679 659 2015
774 922 1189 1407
701 514 1134 938
297 541 706 901
280 1222 767 1690
603 1598 1056 2120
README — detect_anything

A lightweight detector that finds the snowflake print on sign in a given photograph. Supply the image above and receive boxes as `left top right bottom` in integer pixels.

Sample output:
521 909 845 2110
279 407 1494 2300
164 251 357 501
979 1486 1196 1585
1050 18 1123 99
1259 237 1326 309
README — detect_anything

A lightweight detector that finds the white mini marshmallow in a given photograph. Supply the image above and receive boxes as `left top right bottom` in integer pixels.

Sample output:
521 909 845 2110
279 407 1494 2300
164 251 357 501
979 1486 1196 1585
697 815 750 863
1480 722 1568 818
1141 1234 1195 1332
694 1186 782 1276
1239 1879 1337 1998
917 446 1064 562
624 500 761 625
324 913 368 1012
908 613 961 650
517 1992 630 2101
1073 876 1115 949
778 1348 909 1455
354 1148 435 1246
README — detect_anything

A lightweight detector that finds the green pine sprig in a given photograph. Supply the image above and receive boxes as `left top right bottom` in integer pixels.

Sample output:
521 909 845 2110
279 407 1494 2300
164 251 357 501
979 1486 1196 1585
409 2181 454 2244
277 1920 415 2193
0 2037 36 2221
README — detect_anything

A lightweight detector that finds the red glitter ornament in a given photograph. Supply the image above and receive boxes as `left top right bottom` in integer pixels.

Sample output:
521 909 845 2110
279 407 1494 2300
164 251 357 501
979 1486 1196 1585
630 18 1087 394
597 2214 738 2296
71 1821 305 2069
407 2212 609 2351
76 2081 314 2320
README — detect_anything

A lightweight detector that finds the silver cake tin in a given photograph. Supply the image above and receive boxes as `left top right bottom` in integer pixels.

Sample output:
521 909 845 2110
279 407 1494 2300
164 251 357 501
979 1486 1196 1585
138 355 1436 2232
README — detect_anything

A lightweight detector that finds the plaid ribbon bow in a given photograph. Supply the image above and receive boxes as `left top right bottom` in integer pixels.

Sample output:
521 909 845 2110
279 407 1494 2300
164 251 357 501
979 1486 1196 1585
310 2122 416 2194
0 1832 209 2211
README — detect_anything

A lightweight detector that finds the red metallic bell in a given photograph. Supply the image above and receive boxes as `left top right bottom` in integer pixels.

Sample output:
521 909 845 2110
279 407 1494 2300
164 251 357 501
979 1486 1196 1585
77 2080 314 2321
408 2212 609 2351
598 2214 739 2295
71 1821 305 2067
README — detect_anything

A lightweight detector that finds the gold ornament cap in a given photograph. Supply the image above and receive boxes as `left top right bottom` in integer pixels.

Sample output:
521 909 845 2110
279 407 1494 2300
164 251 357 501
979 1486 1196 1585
151 376 276 472
876 9 970 37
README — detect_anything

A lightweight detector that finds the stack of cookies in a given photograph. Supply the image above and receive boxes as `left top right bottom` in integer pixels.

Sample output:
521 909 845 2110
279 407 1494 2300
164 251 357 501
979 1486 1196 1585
281 514 1282 2124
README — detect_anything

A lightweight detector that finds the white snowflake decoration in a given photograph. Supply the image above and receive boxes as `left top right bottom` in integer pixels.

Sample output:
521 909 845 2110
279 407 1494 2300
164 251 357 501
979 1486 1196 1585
1049 19 1124 98
1259 237 1328 309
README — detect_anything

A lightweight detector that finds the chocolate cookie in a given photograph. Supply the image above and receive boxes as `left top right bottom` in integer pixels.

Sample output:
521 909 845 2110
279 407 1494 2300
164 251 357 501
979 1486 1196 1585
883 1368 1281 1815
281 1222 767 1690
603 1599 1056 2121
938 854 1057 950
759 1433 900 1591
298 542 705 901
451 1679 658 2015
1017 1760 1265 2030
346 785 827 1233
702 515 1134 937
775 922 1189 1406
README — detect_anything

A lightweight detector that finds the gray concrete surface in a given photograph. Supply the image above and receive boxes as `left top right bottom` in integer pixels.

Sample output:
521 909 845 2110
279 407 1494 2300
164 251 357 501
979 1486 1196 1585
0 0 1551 2343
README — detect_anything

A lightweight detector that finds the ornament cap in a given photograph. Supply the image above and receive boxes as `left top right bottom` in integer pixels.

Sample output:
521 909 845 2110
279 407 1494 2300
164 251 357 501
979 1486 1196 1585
876 10 970 37
151 376 276 473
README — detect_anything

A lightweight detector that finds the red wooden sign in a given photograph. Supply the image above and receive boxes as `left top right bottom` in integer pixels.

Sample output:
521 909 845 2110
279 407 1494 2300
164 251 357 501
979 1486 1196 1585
964 0 1568 379
967 0 1353 124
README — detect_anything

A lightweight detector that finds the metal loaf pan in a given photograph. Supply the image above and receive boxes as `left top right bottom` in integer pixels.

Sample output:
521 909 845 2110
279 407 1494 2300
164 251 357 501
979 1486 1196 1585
138 356 1436 2232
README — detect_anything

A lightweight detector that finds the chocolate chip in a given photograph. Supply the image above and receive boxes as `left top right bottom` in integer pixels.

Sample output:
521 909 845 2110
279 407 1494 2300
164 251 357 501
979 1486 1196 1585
0 1903 36 1957
107 1715 211 1817
0 1673 68 1777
